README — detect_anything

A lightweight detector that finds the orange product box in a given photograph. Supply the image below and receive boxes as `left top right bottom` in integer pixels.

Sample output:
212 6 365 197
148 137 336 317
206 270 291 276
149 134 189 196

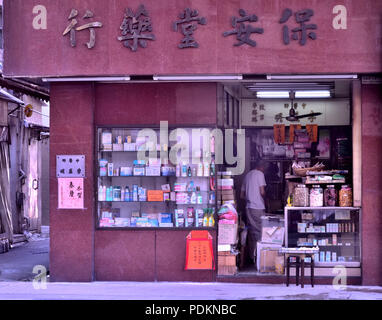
147 190 164 202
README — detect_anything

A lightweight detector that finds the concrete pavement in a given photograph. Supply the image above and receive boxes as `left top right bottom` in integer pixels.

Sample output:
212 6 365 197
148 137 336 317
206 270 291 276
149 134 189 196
0 281 382 300
1 235 382 300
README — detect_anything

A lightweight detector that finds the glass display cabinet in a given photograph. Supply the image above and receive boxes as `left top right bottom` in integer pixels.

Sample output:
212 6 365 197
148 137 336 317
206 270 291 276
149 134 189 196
96 127 217 229
285 207 361 275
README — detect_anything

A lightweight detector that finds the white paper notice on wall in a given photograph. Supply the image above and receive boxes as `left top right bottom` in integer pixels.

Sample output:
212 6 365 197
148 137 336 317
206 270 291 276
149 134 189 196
58 178 84 209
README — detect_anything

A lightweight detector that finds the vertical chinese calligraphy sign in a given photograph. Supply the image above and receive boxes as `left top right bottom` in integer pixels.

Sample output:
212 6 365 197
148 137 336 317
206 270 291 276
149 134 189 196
185 230 215 270
58 178 84 209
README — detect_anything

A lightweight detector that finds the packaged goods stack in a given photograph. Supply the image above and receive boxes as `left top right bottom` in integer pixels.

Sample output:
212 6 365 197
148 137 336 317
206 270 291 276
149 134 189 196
217 171 239 275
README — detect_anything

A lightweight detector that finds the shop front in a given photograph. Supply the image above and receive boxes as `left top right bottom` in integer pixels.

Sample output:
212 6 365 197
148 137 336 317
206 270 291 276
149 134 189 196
3 0 382 285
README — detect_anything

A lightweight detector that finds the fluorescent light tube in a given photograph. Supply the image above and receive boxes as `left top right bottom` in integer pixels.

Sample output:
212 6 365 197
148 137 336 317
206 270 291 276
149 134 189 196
295 90 331 98
42 77 131 82
256 91 290 98
267 74 357 80
153 75 243 81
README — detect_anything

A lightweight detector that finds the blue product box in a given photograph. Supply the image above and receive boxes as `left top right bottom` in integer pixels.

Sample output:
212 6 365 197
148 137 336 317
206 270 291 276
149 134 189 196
133 166 145 176
148 219 159 227
160 213 173 224
133 160 146 166
130 217 137 227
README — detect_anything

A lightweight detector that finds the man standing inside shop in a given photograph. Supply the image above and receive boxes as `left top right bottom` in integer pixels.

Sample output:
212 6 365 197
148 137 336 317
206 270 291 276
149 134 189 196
240 160 267 267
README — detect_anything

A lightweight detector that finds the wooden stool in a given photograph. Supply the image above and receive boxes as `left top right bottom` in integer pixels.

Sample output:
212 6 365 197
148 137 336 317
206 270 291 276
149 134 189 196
286 255 301 286
285 253 315 288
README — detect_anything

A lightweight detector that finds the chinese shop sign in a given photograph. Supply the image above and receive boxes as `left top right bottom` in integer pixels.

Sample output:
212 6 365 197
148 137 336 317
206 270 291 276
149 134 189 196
60 5 320 50
185 231 215 270
117 4 155 52
56 155 85 178
58 178 84 209
63 9 103 49
9 1 380 77
173 8 207 49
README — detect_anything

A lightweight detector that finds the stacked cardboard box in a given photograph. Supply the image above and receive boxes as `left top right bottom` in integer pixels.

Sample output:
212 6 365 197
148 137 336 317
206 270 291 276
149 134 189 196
217 170 240 276
217 171 237 206
256 216 285 273
217 249 237 275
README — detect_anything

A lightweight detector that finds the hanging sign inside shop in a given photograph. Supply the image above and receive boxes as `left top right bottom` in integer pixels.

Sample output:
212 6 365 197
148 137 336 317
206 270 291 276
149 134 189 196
273 124 286 144
58 177 84 209
185 230 215 270
306 124 318 142
289 124 302 143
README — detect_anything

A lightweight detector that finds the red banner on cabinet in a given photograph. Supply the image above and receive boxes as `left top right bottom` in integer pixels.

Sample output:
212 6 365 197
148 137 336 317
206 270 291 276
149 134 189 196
185 231 215 270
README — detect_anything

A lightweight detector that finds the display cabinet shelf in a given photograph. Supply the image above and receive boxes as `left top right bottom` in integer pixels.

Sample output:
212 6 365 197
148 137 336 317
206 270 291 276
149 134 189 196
96 127 218 229
285 207 361 269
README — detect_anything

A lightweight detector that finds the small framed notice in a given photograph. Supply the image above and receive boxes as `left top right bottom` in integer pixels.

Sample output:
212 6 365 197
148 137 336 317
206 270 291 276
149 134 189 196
58 178 84 209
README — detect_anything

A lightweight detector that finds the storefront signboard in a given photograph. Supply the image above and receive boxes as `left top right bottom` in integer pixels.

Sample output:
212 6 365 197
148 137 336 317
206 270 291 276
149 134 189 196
4 0 382 77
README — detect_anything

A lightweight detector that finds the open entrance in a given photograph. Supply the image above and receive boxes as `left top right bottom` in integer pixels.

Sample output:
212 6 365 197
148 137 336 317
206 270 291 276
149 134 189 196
216 77 361 282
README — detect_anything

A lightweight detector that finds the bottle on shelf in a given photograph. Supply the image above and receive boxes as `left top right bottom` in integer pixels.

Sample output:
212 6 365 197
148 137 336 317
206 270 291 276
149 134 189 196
121 187 125 202
208 209 215 227
106 186 113 202
176 164 180 177
203 209 208 227
210 135 215 154
197 187 203 204
197 162 203 177
192 166 197 177
181 162 188 177
125 186 130 202
190 191 196 204
187 166 192 177
203 162 210 177
98 185 106 201
210 161 215 176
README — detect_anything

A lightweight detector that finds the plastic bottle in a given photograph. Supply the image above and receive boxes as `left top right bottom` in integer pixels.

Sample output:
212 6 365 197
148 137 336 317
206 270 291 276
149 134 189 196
106 187 113 202
181 162 188 177
98 185 104 201
125 186 130 202
192 166 197 177
210 161 215 176
176 164 180 177
210 135 215 154
190 191 196 204
203 162 210 177
121 187 125 202
203 209 208 227
187 166 192 177
197 162 203 177
208 209 215 227
197 189 203 204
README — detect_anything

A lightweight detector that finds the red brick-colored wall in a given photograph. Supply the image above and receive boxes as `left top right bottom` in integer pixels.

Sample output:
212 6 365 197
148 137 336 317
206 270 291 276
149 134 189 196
50 82 217 281
361 84 382 286
49 83 95 281
94 83 217 126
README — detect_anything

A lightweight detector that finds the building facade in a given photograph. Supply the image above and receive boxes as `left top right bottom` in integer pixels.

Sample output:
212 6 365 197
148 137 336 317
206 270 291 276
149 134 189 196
3 0 382 285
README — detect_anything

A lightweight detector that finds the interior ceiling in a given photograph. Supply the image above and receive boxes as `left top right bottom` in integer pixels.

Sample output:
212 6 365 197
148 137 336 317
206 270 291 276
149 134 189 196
226 80 352 99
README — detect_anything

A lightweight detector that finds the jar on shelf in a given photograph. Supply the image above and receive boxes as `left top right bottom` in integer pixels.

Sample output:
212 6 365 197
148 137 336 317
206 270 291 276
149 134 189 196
339 185 353 207
310 185 323 207
324 185 337 207
293 184 309 207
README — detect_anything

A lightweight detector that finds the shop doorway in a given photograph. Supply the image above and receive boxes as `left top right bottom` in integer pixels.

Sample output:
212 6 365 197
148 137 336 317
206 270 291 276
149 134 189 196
217 79 360 281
